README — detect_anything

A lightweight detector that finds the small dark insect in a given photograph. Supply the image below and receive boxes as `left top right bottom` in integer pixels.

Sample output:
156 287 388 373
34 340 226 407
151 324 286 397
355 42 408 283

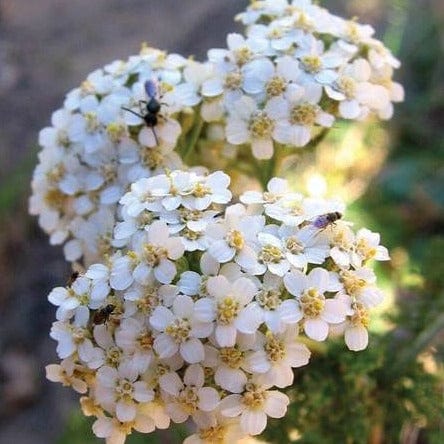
312 211 343 229
122 79 162 145
67 271 80 286
92 304 115 325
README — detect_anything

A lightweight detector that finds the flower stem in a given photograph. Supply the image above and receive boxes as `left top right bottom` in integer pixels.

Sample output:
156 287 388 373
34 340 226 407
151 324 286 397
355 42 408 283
182 113 204 165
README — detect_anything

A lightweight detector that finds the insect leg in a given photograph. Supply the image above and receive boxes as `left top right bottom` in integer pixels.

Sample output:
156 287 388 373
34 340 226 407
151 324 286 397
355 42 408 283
121 106 144 118
151 127 159 145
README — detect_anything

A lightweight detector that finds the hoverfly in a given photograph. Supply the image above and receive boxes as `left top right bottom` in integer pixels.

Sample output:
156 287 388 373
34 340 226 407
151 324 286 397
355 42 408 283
92 304 115 325
122 79 162 145
312 211 343 229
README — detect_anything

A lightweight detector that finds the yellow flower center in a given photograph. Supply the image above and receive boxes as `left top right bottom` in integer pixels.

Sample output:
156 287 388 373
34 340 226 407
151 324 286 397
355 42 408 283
106 122 127 143
341 271 367 297
140 147 164 170
256 289 282 310
44 188 67 210
355 239 377 262
80 80 95 95
242 383 266 409
249 112 274 138
300 287 325 318
165 319 191 343
266 76 287 97
97 235 113 259
137 331 154 351
267 28 284 39
337 76 356 99
183 228 201 241
219 347 244 369
301 55 322 73
192 182 211 198
199 425 226 442
217 297 240 324
178 386 199 413
142 243 168 267
233 47 253 66
226 230 245 250
293 12 314 32
259 245 284 264
115 379 134 403
71 326 89 344
136 287 160 315
179 209 202 223
286 236 304 254
290 102 318 126
264 334 286 362
84 111 100 133
345 21 361 44
224 72 243 90
46 164 66 183
351 302 370 328
106 346 122 367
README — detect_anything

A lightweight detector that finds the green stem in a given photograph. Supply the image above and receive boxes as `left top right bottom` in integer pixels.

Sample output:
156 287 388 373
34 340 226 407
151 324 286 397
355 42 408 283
182 113 204 165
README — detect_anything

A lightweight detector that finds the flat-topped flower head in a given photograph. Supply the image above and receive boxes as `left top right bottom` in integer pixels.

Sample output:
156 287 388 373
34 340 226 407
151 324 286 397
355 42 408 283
30 47 206 265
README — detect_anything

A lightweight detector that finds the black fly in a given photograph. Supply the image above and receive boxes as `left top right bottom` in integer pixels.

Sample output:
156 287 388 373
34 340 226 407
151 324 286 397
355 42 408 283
67 271 80 286
92 304 115 325
122 79 162 145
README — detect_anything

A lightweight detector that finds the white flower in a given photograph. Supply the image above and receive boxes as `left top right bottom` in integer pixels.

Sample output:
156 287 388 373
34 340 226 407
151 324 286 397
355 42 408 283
336 268 384 308
278 225 330 269
244 326 311 388
121 220 185 286
206 203 264 269
93 414 155 444
184 414 245 444
219 382 289 435
194 275 261 347
272 83 334 147
45 358 88 394
226 93 290 159
96 362 154 422
161 364 220 423
150 295 212 363
251 272 301 333
115 317 156 373
284 268 347 341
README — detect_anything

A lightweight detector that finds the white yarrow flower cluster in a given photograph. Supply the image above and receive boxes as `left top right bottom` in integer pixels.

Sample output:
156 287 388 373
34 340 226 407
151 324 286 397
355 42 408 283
197 0 404 159
46 174 389 443
30 46 206 265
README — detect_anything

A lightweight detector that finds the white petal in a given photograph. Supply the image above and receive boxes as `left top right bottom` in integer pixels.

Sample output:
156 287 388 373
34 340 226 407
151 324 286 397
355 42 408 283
345 325 369 351
116 401 136 422
215 324 237 347
180 338 205 364
240 410 267 435
304 318 329 341
198 387 220 411
263 391 289 418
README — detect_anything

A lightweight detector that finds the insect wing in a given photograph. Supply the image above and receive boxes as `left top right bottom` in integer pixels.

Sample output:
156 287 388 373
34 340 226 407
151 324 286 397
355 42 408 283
312 214 329 229
144 79 158 99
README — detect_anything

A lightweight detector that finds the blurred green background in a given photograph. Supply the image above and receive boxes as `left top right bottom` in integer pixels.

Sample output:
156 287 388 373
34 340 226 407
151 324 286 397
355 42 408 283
0 0 442 443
